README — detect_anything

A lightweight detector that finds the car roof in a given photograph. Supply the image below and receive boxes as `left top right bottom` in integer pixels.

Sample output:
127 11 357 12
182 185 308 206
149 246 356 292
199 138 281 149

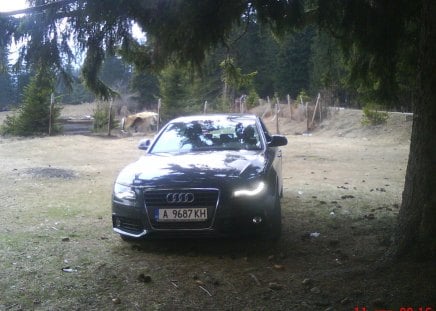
169 113 259 123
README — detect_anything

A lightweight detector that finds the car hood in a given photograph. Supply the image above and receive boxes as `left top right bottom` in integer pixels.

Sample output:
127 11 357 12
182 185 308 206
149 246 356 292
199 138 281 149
116 150 267 187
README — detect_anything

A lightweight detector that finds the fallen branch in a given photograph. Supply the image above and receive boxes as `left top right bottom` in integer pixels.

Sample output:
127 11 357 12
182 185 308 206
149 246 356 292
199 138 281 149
249 273 261 286
199 285 212 296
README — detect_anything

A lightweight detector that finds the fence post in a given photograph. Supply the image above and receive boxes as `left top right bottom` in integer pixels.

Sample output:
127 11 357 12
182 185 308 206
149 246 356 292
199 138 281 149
275 96 280 134
107 100 112 136
157 98 161 132
287 94 292 120
239 96 243 113
310 93 321 129
49 93 54 136
319 93 322 123
261 101 269 119
306 102 309 132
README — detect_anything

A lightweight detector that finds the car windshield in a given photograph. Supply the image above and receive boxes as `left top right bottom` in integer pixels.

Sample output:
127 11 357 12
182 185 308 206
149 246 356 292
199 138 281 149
150 116 264 154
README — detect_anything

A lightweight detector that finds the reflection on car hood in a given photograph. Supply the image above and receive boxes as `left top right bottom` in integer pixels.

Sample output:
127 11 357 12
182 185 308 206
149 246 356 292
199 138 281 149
117 150 267 186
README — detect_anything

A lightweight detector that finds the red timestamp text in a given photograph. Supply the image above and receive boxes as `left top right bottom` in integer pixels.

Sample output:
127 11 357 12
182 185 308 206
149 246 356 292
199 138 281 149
354 307 433 311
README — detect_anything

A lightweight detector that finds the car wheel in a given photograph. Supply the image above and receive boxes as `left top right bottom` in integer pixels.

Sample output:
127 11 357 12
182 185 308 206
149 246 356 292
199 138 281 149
269 196 282 240
120 234 137 242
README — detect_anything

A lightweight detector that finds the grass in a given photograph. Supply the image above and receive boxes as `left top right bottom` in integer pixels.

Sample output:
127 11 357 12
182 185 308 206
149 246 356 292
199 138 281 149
0 146 123 309
0 214 122 309
1 119 434 310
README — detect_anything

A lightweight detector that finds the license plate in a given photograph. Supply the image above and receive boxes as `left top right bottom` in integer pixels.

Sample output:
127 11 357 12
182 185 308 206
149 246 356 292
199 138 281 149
155 208 208 222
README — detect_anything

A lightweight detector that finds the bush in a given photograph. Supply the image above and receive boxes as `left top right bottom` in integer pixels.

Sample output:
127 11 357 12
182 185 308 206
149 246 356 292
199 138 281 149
297 90 311 104
92 101 118 132
245 90 260 110
1 113 19 135
362 103 389 125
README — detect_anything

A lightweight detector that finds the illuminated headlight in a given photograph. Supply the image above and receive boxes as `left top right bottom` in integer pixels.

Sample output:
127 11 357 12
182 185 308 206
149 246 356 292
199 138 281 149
113 183 136 200
233 181 266 197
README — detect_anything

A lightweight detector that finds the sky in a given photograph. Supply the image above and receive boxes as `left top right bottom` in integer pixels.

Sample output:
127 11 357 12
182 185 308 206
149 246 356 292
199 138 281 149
0 0 145 38
0 0 145 64
0 0 29 63
0 0 28 12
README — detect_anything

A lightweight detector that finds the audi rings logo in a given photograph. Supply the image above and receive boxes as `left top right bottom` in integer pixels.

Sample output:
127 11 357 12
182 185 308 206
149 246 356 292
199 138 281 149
166 192 195 204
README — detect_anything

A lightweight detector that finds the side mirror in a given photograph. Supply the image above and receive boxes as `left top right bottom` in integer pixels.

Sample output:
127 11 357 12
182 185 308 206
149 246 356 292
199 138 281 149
138 139 151 151
268 135 288 147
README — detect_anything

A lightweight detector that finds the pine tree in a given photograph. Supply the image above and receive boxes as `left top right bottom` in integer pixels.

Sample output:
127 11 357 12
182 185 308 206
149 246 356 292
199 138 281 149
0 46 15 109
2 67 61 136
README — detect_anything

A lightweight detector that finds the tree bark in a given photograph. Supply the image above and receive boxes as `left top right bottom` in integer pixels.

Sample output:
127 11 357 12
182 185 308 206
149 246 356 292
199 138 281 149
389 0 436 259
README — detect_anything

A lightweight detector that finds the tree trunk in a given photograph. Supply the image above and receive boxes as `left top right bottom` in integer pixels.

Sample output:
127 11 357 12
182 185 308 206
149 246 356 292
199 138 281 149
389 0 436 259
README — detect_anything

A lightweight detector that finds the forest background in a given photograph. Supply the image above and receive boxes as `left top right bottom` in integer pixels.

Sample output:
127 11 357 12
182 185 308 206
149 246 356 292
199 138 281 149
0 22 415 119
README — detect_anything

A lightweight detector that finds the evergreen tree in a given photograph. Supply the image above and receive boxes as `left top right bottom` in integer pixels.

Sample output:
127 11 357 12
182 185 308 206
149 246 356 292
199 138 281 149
0 46 15 109
2 67 61 136
275 26 315 98
12 68 31 105
100 56 132 91
194 53 224 110
0 71 14 109
56 65 94 105
232 23 279 97
130 70 159 110
310 30 352 106
158 65 195 121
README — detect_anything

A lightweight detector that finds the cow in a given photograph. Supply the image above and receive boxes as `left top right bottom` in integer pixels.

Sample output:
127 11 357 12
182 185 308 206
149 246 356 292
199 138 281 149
121 111 159 133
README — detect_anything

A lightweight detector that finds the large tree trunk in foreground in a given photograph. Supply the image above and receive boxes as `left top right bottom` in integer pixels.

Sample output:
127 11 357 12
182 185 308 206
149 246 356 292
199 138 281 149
390 0 436 259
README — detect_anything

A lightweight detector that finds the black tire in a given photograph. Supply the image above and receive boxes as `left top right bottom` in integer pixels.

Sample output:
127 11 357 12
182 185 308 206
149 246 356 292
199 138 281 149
269 196 282 240
120 234 137 242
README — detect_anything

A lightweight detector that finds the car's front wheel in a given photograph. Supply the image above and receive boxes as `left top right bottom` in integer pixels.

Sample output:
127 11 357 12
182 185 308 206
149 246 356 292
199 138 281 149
120 234 138 242
269 195 282 240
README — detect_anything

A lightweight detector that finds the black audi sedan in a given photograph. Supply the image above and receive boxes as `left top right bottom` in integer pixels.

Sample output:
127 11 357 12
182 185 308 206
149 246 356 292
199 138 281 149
112 114 287 240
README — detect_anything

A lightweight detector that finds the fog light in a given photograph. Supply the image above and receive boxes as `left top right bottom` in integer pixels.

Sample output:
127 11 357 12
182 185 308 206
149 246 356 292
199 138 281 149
252 216 263 224
115 217 122 228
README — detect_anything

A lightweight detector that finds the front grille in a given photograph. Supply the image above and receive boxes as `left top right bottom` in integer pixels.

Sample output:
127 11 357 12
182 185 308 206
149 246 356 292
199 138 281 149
144 188 219 230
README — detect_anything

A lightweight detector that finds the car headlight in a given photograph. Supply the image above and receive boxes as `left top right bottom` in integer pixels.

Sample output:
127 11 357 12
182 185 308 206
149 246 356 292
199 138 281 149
113 183 136 200
233 181 266 197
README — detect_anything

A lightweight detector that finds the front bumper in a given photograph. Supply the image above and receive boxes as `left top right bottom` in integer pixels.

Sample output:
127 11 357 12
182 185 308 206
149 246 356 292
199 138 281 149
111 187 277 238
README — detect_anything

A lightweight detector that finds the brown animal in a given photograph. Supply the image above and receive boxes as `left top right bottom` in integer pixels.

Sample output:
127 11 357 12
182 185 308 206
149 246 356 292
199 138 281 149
121 111 158 133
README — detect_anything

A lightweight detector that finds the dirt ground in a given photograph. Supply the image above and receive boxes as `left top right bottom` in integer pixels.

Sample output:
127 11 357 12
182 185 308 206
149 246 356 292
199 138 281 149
0 107 435 311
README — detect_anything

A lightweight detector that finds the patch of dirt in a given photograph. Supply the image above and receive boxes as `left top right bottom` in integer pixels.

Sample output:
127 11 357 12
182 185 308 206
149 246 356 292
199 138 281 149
0 108 434 311
23 167 78 179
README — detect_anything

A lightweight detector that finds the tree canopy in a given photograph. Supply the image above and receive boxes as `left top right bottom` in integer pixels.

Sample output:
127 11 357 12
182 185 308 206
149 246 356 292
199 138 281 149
1 1 421 113
0 0 420 108
1 0 302 99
